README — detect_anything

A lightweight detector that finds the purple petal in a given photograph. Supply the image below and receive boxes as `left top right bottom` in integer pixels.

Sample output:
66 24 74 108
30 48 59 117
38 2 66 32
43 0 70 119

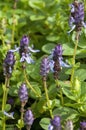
10 47 19 52
4 111 14 119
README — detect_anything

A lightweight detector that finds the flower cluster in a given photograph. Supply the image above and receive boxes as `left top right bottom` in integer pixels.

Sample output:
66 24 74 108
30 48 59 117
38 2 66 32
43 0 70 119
19 35 29 58
53 44 63 61
18 83 28 104
52 44 62 79
48 116 74 130
40 44 71 80
3 51 15 77
68 0 86 33
10 35 39 64
80 121 86 130
40 57 50 79
24 109 34 127
48 116 61 130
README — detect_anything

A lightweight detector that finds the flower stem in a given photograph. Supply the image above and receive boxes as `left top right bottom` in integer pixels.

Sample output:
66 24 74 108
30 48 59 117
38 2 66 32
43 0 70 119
12 0 17 45
55 80 64 106
2 77 10 130
70 32 79 88
1 35 5 46
20 103 25 130
26 125 31 130
12 18 15 45
23 68 41 98
60 88 64 106
43 77 53 118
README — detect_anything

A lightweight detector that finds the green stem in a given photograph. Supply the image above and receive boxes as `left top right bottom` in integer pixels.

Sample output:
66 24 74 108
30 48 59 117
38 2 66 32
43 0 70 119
2 121 5 130
43 78 53 118
70 32 79 88
2 77 10 130
1 35 5 46
12 15 15 45
60 88 64 106
26 125 31 130
12 0 17 45
23 68 41 97
20 103 25 130
55 80 64 106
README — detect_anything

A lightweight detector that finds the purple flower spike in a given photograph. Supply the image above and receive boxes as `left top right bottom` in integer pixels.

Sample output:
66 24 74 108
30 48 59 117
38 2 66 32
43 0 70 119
68 1 86 33
19 35 29 58
10 35 39 64
4 51 15 66
80 121 86 130
18 83 28 103
3 51 15 77
53 44 63 60
24 109 34 126
40 57 50 77
19 35 40 64
52 44 62 79
50 116 61 130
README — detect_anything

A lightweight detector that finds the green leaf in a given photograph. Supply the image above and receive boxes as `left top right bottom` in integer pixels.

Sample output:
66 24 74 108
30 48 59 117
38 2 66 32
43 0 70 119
62 87 76 101
76 49 86 59
29 82 41 98
53 107 79 122
74 69 86 81
63 43 80 56
48 84 58 99
80 82 86 102
26 61 41 82
65 103 85 109
5 104 11 111
9 85 19 97
42 43 56 54
40 118 50 130
50 99 60 109
17 119 24 128
46 35 60 42
31 97 46 117
72 32 86 48
6 125 15 130
30 15 45 21
72 77 81 97
29 0 45 10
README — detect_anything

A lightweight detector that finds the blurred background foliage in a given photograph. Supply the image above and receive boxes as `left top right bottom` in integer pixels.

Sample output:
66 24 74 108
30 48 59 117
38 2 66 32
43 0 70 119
0 0 86 129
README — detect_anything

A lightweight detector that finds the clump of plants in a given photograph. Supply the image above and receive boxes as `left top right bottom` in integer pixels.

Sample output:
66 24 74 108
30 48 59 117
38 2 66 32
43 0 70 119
0 0 86 130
